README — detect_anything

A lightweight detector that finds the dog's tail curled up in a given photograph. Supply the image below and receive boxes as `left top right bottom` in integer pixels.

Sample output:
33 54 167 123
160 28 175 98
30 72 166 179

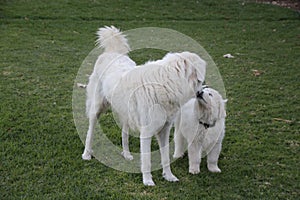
96 26 130 54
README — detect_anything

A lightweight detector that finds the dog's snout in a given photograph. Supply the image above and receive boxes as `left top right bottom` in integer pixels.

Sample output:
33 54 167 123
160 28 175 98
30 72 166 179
196 91 204 98
199 91 204 97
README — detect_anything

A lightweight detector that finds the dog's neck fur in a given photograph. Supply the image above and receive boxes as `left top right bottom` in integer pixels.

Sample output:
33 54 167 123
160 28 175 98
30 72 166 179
194 100 215 129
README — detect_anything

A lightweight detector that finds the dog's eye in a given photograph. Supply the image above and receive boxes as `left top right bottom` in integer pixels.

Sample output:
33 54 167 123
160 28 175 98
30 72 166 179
209 93 213 97
197 80 202 84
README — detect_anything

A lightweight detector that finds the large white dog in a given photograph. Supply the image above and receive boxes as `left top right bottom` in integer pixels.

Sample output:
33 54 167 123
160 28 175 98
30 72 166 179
82 26 206 186
173 87 227 174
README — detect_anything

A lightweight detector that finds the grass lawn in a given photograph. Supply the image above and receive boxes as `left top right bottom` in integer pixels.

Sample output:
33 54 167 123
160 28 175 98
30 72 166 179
0 0 299 199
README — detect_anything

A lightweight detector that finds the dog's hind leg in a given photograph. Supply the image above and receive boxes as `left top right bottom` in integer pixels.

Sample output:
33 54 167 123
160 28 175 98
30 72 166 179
82 94 108 160
82 114 97 160
156 122 179 183
121 123 133 160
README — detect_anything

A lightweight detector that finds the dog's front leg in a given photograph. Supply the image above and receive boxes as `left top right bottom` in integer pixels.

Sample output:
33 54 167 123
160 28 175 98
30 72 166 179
157 126 179 182
188 141 202 174
207 141 222 173
140 136 155 186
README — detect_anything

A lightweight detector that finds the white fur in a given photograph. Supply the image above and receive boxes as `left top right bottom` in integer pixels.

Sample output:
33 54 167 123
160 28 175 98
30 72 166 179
82 26 206 186
82 26 135 161
173 88 227 174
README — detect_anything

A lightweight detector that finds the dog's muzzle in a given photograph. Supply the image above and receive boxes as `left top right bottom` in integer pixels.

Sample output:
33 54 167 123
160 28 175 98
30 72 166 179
196 91 204 99
199 120 216 129
196 91 208 104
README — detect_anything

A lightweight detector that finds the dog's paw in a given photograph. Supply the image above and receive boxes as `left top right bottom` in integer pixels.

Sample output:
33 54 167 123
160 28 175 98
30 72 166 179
189 167 200 175
208 165 221 173
189 163 200 174
121 151 133 160
82 153 91 160
163 172 179 182
143 179 155 186
82 149 93 160
143 173 155 186
173 152 184 159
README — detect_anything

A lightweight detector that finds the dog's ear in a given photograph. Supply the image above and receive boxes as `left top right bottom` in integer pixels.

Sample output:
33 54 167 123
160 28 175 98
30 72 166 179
218 101 227 119
177 57 194 80
183 56 206 83
180 58 190 72
196 67 205 83
191 57 206 84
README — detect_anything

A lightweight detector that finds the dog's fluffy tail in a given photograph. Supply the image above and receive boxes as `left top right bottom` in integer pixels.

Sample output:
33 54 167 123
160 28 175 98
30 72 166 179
96 26 130 54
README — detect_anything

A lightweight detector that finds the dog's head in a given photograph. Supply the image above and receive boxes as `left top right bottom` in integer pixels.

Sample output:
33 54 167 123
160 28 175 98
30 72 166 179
160 52 206 99
197 87 227 127
174 52 206 96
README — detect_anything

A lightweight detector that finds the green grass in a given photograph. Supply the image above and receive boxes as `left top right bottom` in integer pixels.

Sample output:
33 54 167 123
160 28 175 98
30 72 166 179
1 0 299 199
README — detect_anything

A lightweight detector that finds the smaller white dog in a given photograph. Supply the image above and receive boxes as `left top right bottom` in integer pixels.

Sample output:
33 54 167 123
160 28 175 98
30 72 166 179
173 87 227 174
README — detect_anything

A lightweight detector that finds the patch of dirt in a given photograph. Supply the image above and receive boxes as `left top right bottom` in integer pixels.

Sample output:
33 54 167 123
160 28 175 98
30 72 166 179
255 0 300 11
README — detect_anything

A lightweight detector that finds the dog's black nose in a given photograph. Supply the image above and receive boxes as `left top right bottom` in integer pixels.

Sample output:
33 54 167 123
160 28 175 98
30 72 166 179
196 91 204 98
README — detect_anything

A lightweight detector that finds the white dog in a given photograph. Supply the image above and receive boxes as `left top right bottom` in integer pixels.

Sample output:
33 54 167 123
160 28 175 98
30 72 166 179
173 87 227 174
82 26 207 186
